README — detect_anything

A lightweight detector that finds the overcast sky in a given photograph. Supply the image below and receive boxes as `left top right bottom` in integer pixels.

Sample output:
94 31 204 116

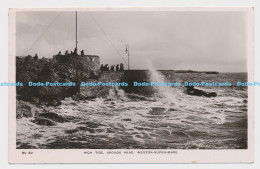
16 11 248 72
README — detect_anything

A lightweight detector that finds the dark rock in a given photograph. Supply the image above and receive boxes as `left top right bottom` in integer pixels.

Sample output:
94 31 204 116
32 117 57 126
38 112 66 123
16 100 39 119
64 129 79 134
122 118 132 121
31 97 40 104
72 95 79 101
77 121 103 128
32 133 43 139
49 100 58 106
186 86 217 97
149 107 165 115
171 131 190 137
207 92 217 97
16 54 100 105
39 100 47 106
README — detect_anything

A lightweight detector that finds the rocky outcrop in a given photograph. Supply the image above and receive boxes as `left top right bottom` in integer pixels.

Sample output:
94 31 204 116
17 100 67 126
16 100 40 119
16 54 100 104
32 117 57 126
31 112 68 126
185 86 217 97
38 112 66 123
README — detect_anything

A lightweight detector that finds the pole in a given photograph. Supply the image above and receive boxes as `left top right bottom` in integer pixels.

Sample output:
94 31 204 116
76 11 78 50
127 45 130 70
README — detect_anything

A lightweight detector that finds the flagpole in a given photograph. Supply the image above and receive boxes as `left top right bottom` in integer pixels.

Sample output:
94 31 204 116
76 11 78 50
127 45 130 70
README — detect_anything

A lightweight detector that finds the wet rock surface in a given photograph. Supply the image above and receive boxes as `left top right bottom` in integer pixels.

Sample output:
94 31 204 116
32 117 57 126
38 112 66 123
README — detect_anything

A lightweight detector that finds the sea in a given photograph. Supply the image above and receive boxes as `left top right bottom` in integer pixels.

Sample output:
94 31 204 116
16 69 248 149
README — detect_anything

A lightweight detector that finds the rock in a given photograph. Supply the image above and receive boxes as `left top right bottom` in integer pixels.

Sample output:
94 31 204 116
38 112 66 123
16 100 39 119
122 118 132 121
53 100 58 106
186 86 217 98
207 92 217 97
32 117 57 126
49 100 59 106
39 100 47 106
72 95 79 101
64 129 79 134
78 121 102 128
16 54 100 106
31 97 40 104
149 107 165 115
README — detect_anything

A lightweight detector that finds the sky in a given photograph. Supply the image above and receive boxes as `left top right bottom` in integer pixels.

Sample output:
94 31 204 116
16 11 248 72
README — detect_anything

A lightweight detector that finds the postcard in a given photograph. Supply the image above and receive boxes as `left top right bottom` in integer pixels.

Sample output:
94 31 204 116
8 7 254 163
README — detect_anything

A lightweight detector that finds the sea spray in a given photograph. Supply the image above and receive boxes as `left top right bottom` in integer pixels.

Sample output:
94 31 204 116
108 86 128 101
146 61 180 103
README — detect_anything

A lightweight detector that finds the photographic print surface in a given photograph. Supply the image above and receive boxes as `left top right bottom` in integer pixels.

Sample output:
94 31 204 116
9 8 254 163
15 10 248 149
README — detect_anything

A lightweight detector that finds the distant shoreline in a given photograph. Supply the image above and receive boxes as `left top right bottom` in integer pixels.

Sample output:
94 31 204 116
101 69 247 74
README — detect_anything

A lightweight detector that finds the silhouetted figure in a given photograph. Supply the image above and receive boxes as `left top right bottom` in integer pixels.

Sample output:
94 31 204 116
104 64 109 71
34 53 38 59
116 64 119 71
71 51 73 54
111 65 115 71
110 65 114 71
74 48 78 55
100 64 104 71
58 51 61 55
65 50 69 55
120 63 124 71
81 50 84 55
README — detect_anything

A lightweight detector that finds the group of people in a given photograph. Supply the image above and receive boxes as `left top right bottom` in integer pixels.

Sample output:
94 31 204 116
54 49 125 72
57 48 85 56
100 63 124 71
